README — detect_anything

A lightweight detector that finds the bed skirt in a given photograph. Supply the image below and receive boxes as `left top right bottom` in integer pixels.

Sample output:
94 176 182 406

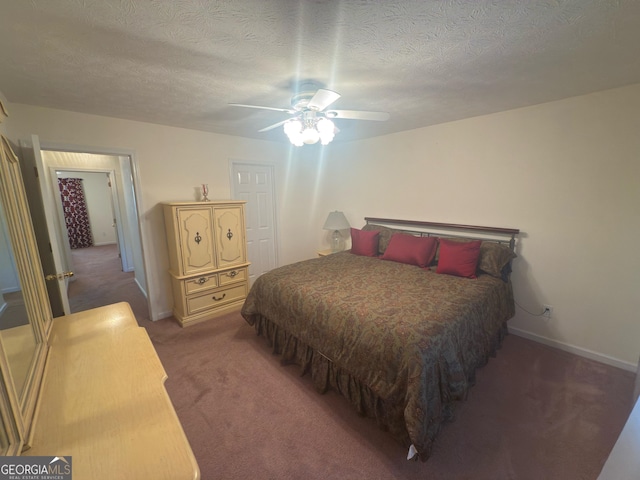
246 312 508 461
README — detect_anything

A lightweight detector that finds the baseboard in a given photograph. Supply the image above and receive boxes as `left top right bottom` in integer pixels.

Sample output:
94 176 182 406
508 326 637 372
154 310 174 322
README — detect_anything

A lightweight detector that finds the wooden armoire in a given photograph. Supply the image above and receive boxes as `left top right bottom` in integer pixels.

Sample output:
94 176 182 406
163 201 250 327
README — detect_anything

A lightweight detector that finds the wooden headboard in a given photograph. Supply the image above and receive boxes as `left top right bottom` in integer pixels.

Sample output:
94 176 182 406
364 217 520 250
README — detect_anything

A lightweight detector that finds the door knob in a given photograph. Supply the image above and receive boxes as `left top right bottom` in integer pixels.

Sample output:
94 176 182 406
45 271 74 281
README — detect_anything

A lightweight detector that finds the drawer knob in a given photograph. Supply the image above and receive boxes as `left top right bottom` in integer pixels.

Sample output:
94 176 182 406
228 270 237 278
197 277 208 285
212 293 226 301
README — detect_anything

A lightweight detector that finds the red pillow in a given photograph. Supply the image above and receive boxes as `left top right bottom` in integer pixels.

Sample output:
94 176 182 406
350 228 379 257
436 239 482 278
381 234 438 268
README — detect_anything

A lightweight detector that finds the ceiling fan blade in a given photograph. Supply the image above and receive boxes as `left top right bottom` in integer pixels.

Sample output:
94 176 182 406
258 119 290 132
307 89 341 111
325 109 390 121
229 103 295 114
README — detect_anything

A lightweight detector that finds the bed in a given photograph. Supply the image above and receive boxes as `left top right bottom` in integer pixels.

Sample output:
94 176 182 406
241 218 519 460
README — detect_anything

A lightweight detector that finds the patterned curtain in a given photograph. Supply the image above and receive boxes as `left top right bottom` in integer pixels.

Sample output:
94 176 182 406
58 178 93 249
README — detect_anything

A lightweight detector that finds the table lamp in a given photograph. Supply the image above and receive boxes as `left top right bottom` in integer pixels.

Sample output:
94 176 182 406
323 211 350 252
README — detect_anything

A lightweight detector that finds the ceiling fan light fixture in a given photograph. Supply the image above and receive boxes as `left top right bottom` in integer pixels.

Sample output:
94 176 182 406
317 118 335 145
302 126 320 144
284 119 304 146
284 116 336 147
232 85 388 146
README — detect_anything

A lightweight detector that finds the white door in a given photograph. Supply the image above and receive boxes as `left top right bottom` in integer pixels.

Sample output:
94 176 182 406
231 163 277 284
25 135 72 314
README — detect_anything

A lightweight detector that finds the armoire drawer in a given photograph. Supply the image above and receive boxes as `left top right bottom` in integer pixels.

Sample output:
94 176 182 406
186 283 248 315
183 274 218 295
218 267 248 286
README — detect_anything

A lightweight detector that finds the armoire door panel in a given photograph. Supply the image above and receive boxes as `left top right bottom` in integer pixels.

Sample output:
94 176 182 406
213 207 246 268
177 208 215 274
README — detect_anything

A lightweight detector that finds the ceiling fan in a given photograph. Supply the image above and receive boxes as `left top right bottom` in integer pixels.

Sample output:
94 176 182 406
229 83 390 146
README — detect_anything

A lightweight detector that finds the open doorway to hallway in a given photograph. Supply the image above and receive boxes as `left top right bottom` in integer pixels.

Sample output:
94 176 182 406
41 149 148 318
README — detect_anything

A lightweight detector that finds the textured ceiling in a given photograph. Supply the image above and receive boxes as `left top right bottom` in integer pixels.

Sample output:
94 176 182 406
0 0 639 144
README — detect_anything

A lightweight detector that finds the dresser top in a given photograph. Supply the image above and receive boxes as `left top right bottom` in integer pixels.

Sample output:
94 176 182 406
25 302 200 479
164 200 246 206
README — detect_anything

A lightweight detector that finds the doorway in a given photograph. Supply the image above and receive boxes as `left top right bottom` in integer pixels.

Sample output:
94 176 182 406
19 139 148 318
42 150 147 315
53 167 134 315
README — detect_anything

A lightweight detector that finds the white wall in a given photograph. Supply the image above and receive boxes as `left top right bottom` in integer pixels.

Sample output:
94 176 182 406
310 83 640 369
2 104 307 320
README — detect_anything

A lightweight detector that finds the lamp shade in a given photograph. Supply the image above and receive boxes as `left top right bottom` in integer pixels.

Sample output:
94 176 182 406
323 211 350 231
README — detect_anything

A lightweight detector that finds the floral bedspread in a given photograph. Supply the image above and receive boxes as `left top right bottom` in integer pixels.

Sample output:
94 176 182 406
241 251 515 459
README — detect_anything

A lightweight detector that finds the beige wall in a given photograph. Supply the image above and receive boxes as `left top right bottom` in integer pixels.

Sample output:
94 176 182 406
2 104 315 320
312 83 640 368
1 83 638 369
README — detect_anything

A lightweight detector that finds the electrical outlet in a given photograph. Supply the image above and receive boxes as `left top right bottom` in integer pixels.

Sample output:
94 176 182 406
543 304 553 318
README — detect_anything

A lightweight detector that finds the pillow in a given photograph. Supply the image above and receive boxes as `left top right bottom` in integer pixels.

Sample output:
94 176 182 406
361 224 396 255
381 234 438 268
477 242 517 279
436 239 482 278
350 228 379 257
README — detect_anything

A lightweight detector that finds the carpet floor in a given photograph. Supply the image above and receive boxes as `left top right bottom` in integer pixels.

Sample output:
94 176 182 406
67 245 635 480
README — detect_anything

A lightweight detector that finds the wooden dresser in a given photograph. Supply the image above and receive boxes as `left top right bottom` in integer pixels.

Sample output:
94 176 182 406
163 201 250 327
24 303 200 480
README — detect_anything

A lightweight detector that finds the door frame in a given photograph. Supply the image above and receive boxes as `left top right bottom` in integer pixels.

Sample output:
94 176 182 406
229 159 279 280
35 140 151 318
